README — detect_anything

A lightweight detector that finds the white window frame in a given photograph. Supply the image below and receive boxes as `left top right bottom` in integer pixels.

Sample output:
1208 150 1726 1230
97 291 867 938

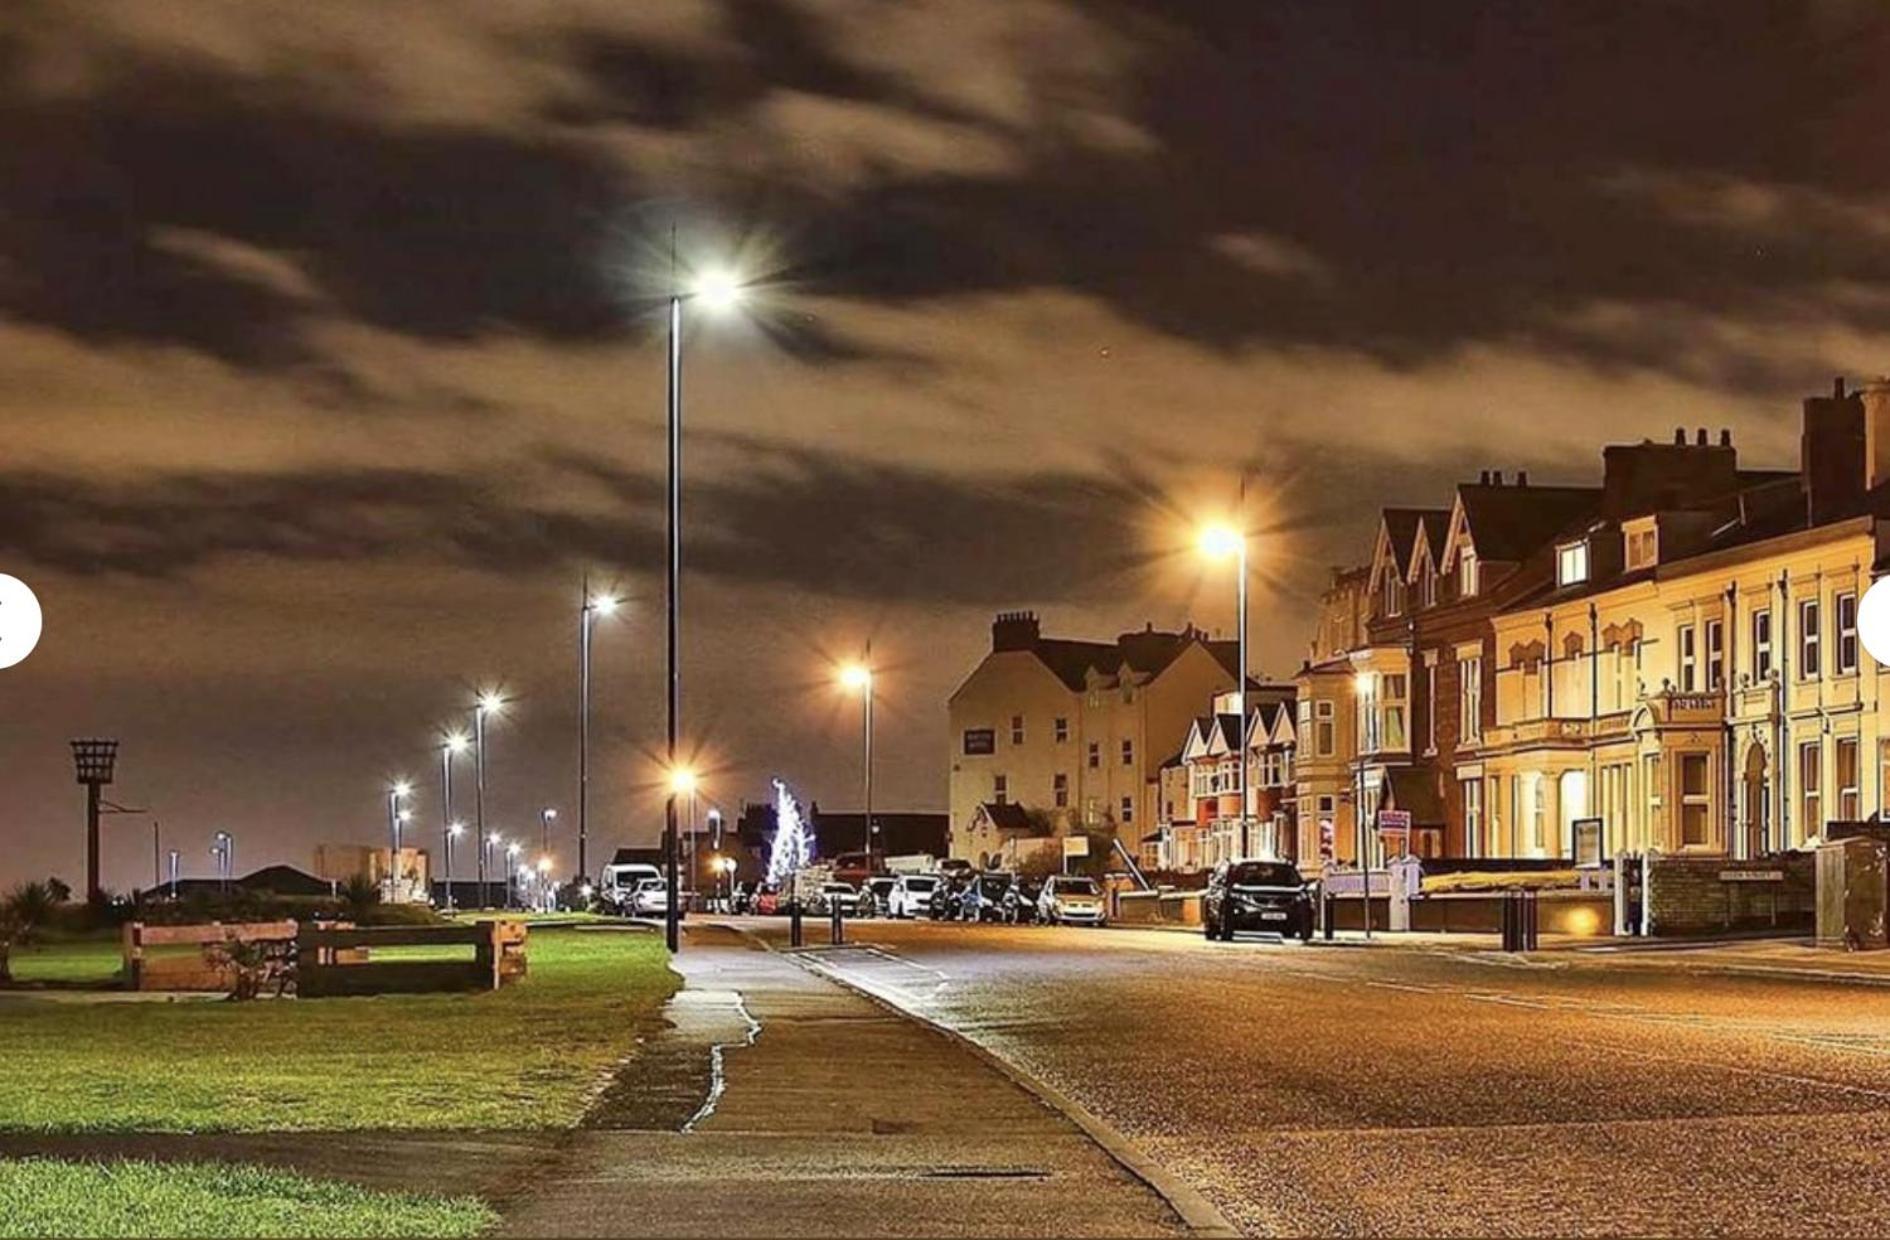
1557 542 1589 587
1800 598 1821 680
1837 591 1859 675
1678 624 1697 693
1753 609 1773 680
1460 655 1483 743
1705 619 1724 691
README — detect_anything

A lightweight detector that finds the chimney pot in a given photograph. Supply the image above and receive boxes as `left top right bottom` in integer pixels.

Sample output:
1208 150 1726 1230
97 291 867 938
1516 470 1529 486
1479 469 1490 485
1493 470 1505 486
1720 428 1732 447
1837 376 1847 398
1696 427 1708 446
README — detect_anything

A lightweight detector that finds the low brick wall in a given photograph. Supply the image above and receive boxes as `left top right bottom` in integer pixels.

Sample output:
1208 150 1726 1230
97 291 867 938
1646 853 1815 936
1407 891 1612 936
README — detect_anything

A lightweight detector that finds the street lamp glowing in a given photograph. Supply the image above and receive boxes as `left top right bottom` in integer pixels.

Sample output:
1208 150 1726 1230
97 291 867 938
1198 522 1244 560
391 780 412 798
397 809 413 824
477 691 505 716
449 822 465 838
669 766 698 796
839 662 873 692
444 732 470 754
693 268 744 312
537 856 552 874
590 593 620 617
1353 671 1375 695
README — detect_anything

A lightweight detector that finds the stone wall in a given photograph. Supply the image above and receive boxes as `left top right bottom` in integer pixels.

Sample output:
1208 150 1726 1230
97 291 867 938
1645 852 1815 936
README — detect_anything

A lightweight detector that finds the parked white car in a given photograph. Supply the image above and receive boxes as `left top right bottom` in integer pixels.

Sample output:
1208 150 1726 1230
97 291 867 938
602 863 661 911
887 874 941 919
630 876 673 917
860 876 898 917
1038 874 1107 926
810 881 860 917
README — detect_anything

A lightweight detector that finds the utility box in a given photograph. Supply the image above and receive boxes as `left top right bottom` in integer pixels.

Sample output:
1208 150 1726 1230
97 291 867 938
1816 836 1889 950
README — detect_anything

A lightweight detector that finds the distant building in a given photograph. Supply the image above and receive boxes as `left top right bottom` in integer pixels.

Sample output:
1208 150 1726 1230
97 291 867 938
947 611 1243 868
313 843 429 902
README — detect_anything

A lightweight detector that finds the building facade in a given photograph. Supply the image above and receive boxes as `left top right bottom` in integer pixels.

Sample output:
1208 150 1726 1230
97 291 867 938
947 612 1240 867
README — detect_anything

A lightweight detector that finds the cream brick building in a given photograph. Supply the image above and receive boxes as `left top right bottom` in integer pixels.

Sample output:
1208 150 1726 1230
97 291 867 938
947 612 1239 867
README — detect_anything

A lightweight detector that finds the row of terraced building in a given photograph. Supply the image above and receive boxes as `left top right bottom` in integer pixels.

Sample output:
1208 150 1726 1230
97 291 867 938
948 377 1890 875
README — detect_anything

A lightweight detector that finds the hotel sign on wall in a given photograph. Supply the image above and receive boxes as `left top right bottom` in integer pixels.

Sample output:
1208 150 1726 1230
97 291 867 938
963 729 995 755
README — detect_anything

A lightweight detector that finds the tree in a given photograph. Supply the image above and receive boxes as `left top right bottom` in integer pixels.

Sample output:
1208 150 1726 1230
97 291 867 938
0 881 57 985
340 873 381 921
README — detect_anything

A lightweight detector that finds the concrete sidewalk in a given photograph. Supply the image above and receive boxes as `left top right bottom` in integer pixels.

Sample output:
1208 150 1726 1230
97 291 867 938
497 925 1189 1237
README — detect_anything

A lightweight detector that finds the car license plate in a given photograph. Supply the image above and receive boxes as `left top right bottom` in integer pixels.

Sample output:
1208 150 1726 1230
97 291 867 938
1260 911 1288 921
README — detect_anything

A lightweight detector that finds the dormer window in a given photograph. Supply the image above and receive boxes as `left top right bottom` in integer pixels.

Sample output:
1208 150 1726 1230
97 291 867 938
1557 541 1590 587
1416 571 1435 610
1382 572 1404 618
1459 550 1479 598
1624 524 1658 572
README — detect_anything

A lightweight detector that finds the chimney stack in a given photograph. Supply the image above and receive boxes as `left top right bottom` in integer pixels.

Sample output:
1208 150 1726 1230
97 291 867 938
1516 470 1529 486
1479 469 1491 485
1674 427 1686 445
1696 427 1708 446
1720 428 1732 447
1492 470 1505 486
1865 378 1890 493
992 610 1041 652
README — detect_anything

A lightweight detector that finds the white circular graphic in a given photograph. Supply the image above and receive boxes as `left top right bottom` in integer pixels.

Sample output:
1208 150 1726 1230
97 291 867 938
1861 576 1890 669
0 575 43 670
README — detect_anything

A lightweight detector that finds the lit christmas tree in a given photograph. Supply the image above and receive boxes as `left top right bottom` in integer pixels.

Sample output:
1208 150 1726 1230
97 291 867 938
766 778 815 885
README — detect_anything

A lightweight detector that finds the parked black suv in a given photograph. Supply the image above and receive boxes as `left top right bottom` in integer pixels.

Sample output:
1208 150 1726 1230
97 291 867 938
1203 860 1315 941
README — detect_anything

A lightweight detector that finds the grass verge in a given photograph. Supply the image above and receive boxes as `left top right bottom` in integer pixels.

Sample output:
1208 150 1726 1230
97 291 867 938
0 928 676 1131
0 1158 495 1238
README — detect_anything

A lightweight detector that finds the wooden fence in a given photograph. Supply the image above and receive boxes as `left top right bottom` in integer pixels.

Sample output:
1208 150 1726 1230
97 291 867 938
295 920 527 997
122 920 299 992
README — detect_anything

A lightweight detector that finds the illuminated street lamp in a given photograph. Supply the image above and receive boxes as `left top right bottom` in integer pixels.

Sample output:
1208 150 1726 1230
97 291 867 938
579 589 619 885
839 660 875 862
506 841 522 908
473 691 505 907
667 764 699 947
540 806 558 859
445 822 465 913
664 262 747 954
1198 520 1251 857
211 830 233 894
440 733 468 909
387 780 412 901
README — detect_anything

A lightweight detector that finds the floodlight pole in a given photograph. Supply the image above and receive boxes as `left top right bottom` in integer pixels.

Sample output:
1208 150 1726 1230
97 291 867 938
665 287 683 954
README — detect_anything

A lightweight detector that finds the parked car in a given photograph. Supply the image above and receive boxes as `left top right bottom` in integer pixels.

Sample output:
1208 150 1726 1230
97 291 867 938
601 862 661 912
966 873 1013 922
887 874 941 919
630 877 678 918
1038 874 1107 926
860 876 898 918
1202 859 1314 942
929 872 970 921
810 881 860 917
1004 877 1044 924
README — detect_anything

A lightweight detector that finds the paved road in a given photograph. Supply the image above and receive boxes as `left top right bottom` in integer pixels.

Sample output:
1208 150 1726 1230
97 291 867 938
733 918 1890 1236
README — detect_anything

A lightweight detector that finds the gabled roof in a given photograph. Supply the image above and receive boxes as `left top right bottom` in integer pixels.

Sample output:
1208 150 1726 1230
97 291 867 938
1454 483 1602 564
975 802 1045 835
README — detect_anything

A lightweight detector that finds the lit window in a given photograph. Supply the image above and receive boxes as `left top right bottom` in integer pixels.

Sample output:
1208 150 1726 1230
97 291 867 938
1556 542 1589 587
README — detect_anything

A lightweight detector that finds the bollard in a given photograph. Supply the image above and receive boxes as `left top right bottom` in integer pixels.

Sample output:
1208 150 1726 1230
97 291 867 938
1322 888 1335 941
830 901 844 946
789 899 803 948
1500 890 1519 952
1523 889 1540 952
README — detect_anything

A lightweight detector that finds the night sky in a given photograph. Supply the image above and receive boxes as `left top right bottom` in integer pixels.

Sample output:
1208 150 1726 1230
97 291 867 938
5 1 1890 889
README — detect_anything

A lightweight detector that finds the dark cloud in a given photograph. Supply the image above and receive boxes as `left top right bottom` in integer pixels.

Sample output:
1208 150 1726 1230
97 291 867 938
0 445 1161 607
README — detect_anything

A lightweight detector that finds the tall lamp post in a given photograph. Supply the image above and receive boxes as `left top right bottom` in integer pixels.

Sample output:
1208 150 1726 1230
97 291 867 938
484 833 500 909
505 841 522 908
445 822 464 913
1199 522 1251 859
387 781 412 901
540 806 557 860
667 767 697 948
69 739 121 904
440 732 467 905
664 262 744 954
839 662 875 863
579 589 619 886
473 691 504 908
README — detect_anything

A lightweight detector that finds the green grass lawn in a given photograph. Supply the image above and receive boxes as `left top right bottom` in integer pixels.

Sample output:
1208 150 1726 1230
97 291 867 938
8 939 127 986
0 928 676 1132
0 1159 495 1238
